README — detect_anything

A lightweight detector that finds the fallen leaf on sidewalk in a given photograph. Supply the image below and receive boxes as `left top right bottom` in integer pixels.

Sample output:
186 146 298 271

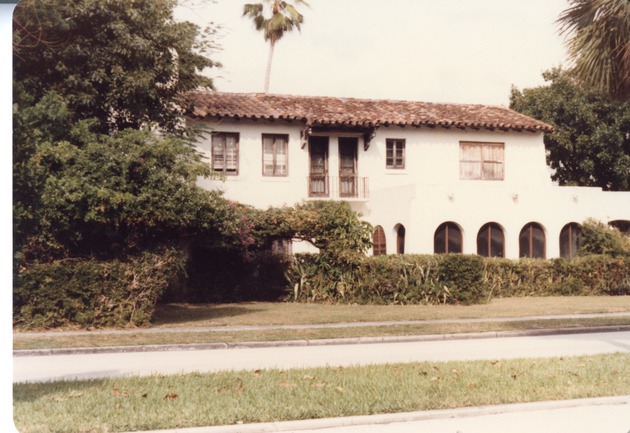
164 393 178 400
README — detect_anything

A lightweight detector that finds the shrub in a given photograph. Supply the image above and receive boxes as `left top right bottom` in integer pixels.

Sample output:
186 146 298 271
287 253 630 305
13 248 186 329
483 255 630 297
437 254 486 305
287 254 489 305
579 219 630 256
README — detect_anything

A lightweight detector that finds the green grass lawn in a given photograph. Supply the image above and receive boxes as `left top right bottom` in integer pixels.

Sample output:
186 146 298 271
149 296 630 327
13 353 630 433
13 296 630 350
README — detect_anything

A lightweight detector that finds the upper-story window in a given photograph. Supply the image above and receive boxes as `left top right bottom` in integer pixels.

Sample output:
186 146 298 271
386 139 405 169
211 132 239 175
262 134 288 176
460 141 504 180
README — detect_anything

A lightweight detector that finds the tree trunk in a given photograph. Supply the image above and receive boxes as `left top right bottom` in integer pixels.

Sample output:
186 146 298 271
264 40 275 93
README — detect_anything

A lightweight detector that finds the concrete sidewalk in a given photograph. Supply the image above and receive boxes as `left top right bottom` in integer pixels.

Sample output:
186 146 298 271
123 396 630 433
13 311 630 358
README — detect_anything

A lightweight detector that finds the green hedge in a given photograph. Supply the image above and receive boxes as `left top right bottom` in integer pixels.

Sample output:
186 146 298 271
286 254 630 305
288 254 489 305
14 248 186 329
484 255 630 297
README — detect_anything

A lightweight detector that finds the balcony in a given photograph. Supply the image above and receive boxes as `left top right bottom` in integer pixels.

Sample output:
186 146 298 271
307 175 369 200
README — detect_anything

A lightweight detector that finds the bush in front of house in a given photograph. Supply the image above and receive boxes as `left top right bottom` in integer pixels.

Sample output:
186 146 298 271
484 255 630 297
578 219 630 257
13 248 186 329
288 254 489 305
287 253 630 305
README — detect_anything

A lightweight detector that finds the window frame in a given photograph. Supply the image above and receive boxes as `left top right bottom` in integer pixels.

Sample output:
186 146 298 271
395 224 405 255
560 222 581 259
386 139 406 169
477 222 505 257
459 141 504 181
211 132 239 176
262 133 289 177
373 225 386 256
434 222 463 254
519 222 546 259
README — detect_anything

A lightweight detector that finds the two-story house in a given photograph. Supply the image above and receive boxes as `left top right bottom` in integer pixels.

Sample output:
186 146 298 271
184 91 630 259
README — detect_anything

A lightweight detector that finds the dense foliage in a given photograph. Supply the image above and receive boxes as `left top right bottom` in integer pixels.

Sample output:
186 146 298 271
14 93 232 263
14 248 186 329
286 253 630 305
579 219 630 256
288 254 488 305
510 68 630 191
12 0 229 327
13 0 215 134
178 200 372 303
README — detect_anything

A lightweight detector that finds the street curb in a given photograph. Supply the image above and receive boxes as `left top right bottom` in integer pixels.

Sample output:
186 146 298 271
13 324 630 357
119 395 630 433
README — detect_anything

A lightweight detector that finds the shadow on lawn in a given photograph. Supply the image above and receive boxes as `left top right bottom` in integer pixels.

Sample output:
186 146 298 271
151 304 262 326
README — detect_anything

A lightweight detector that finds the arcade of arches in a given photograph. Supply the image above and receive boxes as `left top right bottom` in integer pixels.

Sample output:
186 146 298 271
370 221 624 258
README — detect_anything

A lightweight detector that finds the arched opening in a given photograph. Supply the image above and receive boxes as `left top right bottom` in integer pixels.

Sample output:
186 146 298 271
560 222 581 259
477 223 504 257
519 222 546 258
372 225 386 256
395 224 406 255
609 220 630 235
434 222 462 254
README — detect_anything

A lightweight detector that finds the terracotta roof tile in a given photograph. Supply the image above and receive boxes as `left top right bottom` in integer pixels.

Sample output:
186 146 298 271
183 91 553 133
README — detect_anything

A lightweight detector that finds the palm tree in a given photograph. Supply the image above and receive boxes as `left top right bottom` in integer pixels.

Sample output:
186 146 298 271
243 0 308 93
557 0 630 99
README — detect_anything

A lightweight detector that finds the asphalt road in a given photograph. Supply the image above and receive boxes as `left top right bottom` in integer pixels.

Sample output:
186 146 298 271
13 330 630 383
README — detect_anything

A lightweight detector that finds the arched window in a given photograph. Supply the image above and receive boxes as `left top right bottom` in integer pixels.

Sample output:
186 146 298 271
560 223 581 259
609 220 630 235
519 222 546 258
477 223 504 257
434 222 462 254
373 225 386 256
395 224 406 254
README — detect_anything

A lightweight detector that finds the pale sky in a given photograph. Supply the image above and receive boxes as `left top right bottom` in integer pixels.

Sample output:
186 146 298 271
175 0 571 106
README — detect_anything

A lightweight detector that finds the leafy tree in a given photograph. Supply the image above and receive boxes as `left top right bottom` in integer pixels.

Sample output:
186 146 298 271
14 93 232 262
242 0 308 93
557 0 630 100
13 0 228 263
510 68 630 191
13 0 216 134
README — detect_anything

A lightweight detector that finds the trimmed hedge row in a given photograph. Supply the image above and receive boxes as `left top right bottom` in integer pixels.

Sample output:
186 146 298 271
13 248 186 329
286 254 630 305
288 254 488 305
484 255 630 297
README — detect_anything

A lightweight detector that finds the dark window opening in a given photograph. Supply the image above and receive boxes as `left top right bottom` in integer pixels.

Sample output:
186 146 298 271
560 223 581 259
519 222 546 258
373 225 386 256
477 223 504 257
434 222 462 254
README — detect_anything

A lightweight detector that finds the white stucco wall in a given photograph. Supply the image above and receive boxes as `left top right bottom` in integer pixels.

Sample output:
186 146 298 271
192 118 630 258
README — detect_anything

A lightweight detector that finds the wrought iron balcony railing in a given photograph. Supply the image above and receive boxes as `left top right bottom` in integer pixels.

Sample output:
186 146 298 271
307 175 369 199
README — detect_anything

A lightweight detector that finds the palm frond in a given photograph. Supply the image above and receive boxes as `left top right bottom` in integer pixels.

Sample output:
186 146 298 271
557 0 630 98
